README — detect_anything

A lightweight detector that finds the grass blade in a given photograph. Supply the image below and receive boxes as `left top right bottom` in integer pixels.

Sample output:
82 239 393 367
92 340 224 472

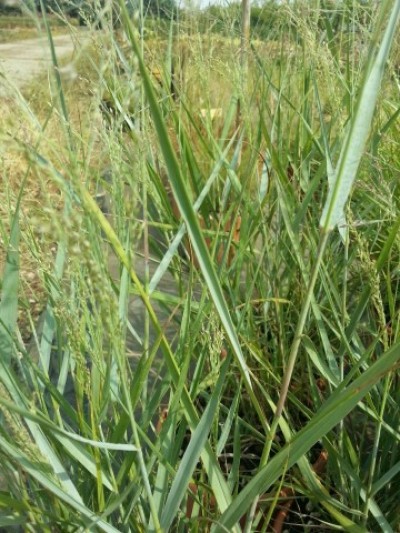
215 340 400 531
160 356 231 530
118 0 267 435
320 1 400 232
0 434 120 533
0 209 19 365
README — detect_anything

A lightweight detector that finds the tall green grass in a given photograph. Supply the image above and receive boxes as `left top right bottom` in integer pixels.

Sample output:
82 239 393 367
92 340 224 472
0 0 400 531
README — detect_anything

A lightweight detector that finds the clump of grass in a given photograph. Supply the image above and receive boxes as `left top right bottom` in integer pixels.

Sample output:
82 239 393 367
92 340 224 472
0 1 400 531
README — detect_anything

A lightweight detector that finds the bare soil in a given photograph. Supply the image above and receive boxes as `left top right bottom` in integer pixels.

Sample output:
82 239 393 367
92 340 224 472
0 31 88 95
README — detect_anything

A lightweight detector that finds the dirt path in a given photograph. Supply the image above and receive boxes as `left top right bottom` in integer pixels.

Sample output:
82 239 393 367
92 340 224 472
0 32 88 95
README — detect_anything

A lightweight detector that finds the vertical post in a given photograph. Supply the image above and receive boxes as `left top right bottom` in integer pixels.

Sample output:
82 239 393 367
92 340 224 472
240 0 251 76
236 0 250 155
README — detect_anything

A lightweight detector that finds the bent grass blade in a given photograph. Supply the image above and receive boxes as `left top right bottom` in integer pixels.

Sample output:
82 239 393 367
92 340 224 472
320 2 400 233
263 0 400 468
215 340 400 531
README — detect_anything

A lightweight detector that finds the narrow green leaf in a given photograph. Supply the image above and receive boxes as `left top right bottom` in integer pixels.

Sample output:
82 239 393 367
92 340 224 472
372 460 400 497
117 4 268 452
303 336 339 387
0 212 19 365
0 359 84 505
320 3 400 231
118 3 246 381
0 515 27 527
149 134 237 294
53 435 116 492
160 356 231 530
215 340 400 531
0 435 120 533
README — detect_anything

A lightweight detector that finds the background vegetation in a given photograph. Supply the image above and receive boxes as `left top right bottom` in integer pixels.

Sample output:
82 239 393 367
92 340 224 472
0 0 400 531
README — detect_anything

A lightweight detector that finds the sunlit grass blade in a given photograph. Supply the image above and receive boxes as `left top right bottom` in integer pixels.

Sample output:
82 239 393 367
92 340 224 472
0 363 85 503
149 133 237 294
2 1 400 529
320 2 400 232
160 356 231 530
0 394 118 491
215 339 400 531
118 0 267 435
0 207 19 365
40 149 237 520
0 173 87 509
0 434 120 533
258 1 400 468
